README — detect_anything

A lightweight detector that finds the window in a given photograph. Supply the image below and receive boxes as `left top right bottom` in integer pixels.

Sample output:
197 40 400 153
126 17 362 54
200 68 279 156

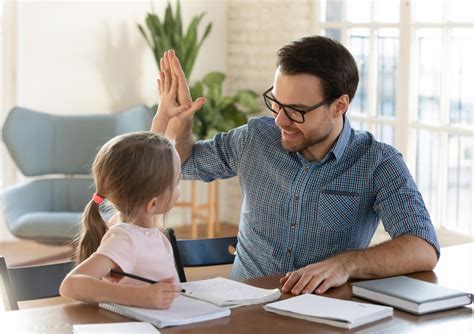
314 0 474 236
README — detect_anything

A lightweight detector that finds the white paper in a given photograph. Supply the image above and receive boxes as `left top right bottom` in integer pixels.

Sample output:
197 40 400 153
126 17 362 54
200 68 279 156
73 321 160 333
181 277 281 307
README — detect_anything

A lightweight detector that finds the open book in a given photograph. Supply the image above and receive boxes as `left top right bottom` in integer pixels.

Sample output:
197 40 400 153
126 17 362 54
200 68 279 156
181 276 281 308
263 294 393 329
99 295 230 329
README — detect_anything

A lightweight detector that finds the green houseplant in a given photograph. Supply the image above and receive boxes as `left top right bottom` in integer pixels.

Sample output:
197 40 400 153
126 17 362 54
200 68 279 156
138 0 211 79
138 0 260 139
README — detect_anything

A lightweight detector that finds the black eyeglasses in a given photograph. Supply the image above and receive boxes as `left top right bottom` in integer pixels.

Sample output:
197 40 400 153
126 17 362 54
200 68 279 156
262 86 337 123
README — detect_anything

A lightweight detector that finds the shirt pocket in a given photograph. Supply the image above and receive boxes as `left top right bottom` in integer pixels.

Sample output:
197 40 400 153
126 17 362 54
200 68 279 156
317 190 360 231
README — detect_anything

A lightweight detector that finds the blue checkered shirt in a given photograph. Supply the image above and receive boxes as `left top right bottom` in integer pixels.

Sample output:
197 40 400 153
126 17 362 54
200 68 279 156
181 116 440 280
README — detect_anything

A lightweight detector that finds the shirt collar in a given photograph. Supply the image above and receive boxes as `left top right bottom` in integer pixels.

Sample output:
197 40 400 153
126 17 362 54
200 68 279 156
330 116 352 162
296 116 352 164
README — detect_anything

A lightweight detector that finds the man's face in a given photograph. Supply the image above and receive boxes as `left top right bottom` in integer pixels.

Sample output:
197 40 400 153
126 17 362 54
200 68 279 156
271 69 336 155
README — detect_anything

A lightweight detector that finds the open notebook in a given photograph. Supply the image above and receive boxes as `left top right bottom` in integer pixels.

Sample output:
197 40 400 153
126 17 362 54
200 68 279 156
181 276 281 308
264 294 393 329
99 295 230 329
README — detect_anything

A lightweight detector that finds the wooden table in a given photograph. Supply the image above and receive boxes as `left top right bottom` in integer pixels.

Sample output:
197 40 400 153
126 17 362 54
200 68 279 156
1 243 472 333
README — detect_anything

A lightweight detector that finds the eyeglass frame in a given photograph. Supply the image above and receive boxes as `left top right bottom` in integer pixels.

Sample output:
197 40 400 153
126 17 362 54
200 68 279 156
262 86 338 124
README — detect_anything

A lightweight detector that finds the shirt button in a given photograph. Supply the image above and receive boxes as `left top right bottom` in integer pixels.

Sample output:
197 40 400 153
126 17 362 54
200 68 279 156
291 223 296 228
287 248 292 255
295 195 299 201
303 166 309 172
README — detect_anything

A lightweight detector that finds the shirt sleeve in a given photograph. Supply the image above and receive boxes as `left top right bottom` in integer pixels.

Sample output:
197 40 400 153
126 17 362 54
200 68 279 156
181 121 251 182
95 226 136 273
373 151 441 258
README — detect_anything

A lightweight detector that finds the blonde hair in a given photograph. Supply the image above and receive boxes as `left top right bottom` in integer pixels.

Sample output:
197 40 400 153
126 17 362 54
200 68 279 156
75 131 176 263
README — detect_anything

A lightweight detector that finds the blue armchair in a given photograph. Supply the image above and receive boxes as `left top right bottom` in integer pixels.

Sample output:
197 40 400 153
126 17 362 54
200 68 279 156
1 105 154 245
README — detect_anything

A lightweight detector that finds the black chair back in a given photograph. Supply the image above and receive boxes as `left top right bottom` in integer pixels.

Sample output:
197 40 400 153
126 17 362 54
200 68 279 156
0 256 74 310
166 228 237 282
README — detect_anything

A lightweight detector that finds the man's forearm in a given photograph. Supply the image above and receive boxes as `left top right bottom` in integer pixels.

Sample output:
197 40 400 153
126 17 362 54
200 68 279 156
344 235 438 279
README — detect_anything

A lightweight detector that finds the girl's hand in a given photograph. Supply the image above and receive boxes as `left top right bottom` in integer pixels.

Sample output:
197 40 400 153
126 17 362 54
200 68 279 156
151 50 206 134
136 277 182 309
158 50 207 121
156 68 191 121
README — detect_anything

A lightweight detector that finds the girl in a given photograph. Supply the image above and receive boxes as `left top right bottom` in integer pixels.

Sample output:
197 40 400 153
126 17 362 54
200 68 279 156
60 131 182 309
60 54 204 309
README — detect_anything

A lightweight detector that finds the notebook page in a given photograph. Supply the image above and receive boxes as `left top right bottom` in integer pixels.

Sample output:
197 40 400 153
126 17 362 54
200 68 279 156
264 294 392 322
181 277 280 306
99 295 230 328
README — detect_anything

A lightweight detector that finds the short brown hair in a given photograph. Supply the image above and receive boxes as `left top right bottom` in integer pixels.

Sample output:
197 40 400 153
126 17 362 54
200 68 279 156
277 35 359 102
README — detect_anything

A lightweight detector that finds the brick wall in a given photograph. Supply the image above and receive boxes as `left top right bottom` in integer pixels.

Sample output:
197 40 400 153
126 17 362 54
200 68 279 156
227 0 314 93
220 0 315 225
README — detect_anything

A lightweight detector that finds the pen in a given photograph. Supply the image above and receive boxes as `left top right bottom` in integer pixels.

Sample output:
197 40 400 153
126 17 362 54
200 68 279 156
110 269 186 293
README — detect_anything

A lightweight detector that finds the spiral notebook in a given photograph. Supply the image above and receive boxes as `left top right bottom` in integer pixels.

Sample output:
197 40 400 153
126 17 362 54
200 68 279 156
99 295 230 329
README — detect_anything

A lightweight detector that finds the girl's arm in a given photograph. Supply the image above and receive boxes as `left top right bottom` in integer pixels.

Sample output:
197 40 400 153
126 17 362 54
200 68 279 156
59 254 181 309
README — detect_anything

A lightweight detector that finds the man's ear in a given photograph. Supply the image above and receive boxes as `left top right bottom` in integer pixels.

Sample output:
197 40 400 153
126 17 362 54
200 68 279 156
331 94 349 118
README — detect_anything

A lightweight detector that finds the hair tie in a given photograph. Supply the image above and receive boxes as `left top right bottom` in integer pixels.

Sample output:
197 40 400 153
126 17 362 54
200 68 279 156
92 193 105 205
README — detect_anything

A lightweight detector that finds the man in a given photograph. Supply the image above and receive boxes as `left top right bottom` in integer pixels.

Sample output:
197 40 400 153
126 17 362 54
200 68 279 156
156 36 439 295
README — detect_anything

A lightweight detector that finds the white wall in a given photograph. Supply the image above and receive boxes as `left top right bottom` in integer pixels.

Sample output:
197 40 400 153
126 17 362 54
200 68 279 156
1 0 228 241
15 0 227 114
2 0 318 241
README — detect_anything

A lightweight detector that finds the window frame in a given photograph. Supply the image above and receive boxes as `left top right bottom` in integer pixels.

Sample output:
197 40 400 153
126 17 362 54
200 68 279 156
312 0 474 235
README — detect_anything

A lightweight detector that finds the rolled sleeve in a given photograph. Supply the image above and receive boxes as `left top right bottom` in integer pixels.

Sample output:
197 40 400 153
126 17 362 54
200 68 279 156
373 151 441 258
181 121 250 182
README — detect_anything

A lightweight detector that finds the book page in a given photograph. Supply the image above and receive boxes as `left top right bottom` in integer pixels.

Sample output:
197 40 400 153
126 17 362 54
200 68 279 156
181 277 281 306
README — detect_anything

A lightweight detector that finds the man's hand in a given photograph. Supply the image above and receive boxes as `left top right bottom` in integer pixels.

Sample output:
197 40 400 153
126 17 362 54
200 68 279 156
280 254 353 295
153 50 206 135
156 67 190 121
152 50 206 134
162 50 192 106
162 50 206 120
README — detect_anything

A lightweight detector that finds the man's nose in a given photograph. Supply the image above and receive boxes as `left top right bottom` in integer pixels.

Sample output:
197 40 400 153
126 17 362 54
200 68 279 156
274 109 293 127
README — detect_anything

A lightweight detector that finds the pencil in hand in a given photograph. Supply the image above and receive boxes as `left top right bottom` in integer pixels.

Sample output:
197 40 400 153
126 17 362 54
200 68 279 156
110 269 186 293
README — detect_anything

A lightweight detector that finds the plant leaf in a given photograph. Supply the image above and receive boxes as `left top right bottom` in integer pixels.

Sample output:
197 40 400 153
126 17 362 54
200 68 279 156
137 24 153 49
197 22 212 49
203 71 225 88
164 2 174 42
175 0 183 38
235 90 261 114
190 81 204 100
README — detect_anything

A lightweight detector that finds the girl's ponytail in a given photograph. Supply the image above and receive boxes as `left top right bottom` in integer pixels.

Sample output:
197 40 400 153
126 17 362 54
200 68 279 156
75 199 108 263
73 132 176 263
